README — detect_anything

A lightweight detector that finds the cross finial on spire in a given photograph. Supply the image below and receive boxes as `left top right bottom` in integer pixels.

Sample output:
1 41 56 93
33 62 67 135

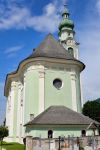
64 0 68 8
62 3 69 18
64 4 67 8
63 3 69 12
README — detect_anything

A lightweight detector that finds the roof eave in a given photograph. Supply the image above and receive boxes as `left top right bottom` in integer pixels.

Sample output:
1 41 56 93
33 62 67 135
25 123 99 127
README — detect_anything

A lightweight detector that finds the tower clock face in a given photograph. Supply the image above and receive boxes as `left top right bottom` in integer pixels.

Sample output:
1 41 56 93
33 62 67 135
53 79 62 89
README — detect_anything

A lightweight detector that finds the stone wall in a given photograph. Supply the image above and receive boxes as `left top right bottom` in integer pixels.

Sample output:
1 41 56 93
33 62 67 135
26 136 100 150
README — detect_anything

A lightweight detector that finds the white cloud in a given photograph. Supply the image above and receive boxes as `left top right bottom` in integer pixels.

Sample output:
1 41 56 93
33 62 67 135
5 45 24 54
44 3 56 16
96 0 100 13
0 6 31 29
0 0 66 32
4 45 24 58
26 2 60 33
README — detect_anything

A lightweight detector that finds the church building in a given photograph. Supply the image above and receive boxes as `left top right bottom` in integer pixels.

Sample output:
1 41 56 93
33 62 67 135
4 6 99 143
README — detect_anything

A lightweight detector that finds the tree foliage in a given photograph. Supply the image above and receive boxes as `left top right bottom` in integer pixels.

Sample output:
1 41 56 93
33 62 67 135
82 101 100 123
0 126 8 150
0 126 8 141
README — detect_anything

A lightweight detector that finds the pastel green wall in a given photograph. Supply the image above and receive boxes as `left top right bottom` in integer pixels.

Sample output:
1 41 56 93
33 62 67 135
45 69 72 109
25 126 94 138
13 82 18 139
24 70 39 124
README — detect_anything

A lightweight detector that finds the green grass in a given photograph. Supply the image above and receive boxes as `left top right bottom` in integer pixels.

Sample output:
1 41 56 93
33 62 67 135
0 141 25 150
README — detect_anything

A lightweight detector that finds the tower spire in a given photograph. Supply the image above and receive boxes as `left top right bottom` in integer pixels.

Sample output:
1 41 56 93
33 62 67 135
62 4 69 18
59 5 74 32
63 4 68 11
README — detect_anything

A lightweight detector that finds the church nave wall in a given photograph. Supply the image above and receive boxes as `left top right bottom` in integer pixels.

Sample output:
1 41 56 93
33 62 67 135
45 68 72 109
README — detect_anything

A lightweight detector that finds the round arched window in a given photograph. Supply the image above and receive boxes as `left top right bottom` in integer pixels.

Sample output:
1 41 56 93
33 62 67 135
48 130 53 138
53 79 62 89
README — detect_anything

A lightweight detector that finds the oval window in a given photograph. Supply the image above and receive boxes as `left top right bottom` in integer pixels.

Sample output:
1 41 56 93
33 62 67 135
53 79 62 89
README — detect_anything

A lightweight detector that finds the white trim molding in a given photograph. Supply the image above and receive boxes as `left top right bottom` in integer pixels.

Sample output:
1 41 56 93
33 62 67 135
38 66 45 114
22 72 26 138
9 81 16 137
70 70 77 112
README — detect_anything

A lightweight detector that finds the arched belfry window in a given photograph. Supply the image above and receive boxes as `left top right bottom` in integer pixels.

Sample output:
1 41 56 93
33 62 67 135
48 130 53 138
68 47 74 56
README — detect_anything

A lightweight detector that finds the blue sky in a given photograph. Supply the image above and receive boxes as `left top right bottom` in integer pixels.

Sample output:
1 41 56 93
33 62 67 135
0 0 100 124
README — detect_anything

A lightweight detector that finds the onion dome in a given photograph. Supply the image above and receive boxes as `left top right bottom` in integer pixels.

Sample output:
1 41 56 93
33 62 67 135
59 6 74 31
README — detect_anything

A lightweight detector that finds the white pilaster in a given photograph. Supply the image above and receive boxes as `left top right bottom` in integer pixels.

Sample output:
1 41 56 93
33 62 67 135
38 66 45 114
22 73 26 138
70 70 77 112
80 75 83 107
9 81 16 137
6 94 11 128
16 81 22 138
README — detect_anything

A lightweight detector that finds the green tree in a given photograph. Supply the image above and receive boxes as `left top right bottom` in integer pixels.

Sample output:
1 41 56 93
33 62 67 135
82 101 100 123
0 126 9 150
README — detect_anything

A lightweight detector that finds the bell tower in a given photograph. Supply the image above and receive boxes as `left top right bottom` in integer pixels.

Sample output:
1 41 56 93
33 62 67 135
59 5 79 59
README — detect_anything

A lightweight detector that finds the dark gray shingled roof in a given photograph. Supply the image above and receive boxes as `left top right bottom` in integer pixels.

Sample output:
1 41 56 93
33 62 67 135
25 106 99 126
27 33 75 60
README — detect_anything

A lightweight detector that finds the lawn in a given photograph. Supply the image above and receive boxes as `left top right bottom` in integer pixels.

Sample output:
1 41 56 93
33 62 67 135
0 141 25 150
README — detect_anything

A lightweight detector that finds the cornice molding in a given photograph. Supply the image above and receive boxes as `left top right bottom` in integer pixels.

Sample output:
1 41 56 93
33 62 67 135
11 81 17 90
5 57 84 96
